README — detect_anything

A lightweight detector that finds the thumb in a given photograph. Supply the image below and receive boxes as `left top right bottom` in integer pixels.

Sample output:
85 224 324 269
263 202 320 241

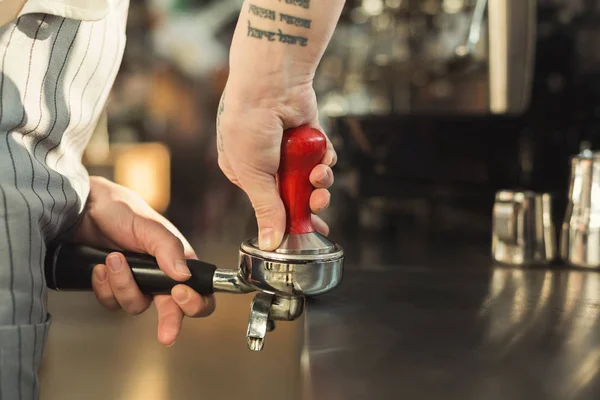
240 172 286 251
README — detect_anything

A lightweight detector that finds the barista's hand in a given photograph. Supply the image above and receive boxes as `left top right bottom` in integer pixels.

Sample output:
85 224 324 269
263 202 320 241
217 0 344 251
216 83 336 251
73 176 215 346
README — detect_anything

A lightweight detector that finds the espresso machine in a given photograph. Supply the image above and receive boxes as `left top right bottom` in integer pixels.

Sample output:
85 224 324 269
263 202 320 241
315 0 535 117
315 0 600 249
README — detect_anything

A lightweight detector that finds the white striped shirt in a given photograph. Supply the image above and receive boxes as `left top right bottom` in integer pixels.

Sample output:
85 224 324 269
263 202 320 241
0 1 129 398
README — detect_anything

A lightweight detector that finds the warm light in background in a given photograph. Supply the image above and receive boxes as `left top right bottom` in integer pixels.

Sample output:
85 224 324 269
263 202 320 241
114 143 171 213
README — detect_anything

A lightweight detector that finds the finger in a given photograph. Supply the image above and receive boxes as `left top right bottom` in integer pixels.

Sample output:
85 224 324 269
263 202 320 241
106 252 152 315
309 165 334 189
238 172 286 251
91 264 120 311
322 138 337 167
312 214 330 236
309 122 337 167
132 215 193 281
309 189 331 214
155 294 183 346
171 285 216 318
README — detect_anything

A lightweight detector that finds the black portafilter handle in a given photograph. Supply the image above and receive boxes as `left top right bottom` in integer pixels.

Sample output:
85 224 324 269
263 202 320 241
45 243 218 295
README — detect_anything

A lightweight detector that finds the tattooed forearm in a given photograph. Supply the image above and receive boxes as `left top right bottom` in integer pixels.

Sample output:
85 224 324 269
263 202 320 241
280 13 312 28
247 22 308 46
217 91 225 152
279 0 310 9
248 4 276 20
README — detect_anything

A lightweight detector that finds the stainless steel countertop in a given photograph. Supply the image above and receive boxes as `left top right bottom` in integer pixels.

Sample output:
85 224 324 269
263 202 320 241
301 237 600 400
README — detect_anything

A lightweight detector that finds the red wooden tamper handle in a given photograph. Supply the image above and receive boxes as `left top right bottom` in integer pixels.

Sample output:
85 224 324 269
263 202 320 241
279 125 327 234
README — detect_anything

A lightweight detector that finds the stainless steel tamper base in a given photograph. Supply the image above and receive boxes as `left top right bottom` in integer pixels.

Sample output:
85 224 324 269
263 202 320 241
239 233 344 296
239 232 344 351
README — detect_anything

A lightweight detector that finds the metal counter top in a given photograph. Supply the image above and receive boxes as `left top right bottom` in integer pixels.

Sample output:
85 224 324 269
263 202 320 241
301 238 600 400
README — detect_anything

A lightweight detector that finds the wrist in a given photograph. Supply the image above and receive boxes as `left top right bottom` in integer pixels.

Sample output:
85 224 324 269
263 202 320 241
228 3 328 85
227 38 318 87
224 64 316 114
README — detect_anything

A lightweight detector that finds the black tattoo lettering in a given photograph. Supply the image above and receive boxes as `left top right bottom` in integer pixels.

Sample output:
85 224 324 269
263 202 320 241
217 91 225 152
248 4 276 20
247 22 308 46
279 0 310 9
248 21 276 41
277 29 308 46
280 13 312 28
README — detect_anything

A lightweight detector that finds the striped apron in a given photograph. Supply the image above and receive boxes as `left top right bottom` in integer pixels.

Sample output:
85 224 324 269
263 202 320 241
0 1 128 398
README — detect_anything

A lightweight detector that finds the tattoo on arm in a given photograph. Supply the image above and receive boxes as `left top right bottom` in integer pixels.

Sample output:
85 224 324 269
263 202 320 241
248 22 308 46
217 92 225 152
279 0 310 9
280 13 312 28
248 4 276 20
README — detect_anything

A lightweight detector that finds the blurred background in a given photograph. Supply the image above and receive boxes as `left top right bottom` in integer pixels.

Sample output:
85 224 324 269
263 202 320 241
41 0 600 399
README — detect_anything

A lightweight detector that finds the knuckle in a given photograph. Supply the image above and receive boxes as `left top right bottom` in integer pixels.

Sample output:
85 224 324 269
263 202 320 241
218 158 239 184
217 156 229 172
165 235 184 251
132 216 161 252
252 202 281 221
86 200 102 220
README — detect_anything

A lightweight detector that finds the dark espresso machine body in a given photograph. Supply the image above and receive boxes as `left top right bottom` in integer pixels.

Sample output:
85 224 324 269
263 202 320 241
318 0 600 239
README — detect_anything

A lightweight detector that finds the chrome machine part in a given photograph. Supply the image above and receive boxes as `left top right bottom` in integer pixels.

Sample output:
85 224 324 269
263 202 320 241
488 0 536 114
274 232 336 255
245 293 305 352
561 152 600 268
492 190 556 265
246 292 273 352
212 269 255 293
239 230 344 351
239 239 344 297
449 0 488 72
211 233 343 352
